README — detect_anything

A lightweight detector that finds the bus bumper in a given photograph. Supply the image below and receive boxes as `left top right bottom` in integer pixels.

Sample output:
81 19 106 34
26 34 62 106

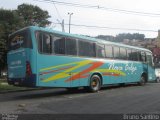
7 74 36 87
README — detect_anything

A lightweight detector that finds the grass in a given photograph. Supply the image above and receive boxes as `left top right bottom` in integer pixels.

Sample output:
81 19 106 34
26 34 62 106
0 79 28 92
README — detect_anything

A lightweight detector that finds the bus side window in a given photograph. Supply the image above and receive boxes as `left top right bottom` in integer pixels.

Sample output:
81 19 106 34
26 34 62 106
37 32 43 53
113 46 120 59
131 50 139 61
78 40 96 57
66 38 77 56
96 43 105 58
44 34 52 54
105 45 113 59
127 49 132 60
140 52 146 62
119 47 127 60
146 52 153 66
137 51 141 61
53 37 66 55
37 32 52 54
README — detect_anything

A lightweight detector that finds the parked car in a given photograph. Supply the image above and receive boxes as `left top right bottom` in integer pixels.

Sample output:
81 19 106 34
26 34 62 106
155 68 160 83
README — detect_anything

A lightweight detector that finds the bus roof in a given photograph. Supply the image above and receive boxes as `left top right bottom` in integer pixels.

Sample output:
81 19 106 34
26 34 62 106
17 26 152 53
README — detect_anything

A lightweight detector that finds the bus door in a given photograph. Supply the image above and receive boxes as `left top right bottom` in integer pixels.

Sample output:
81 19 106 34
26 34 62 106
146 52 156 81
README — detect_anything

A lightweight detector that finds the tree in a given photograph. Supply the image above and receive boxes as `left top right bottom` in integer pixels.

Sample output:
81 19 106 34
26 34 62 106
132 33 145 40
95 35 115 41
115 33 145 42
0 9 23 72
17 3 51 27
0 4 52 75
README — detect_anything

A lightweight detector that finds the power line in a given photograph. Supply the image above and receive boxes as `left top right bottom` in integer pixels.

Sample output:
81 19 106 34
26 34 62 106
0 23 157 33
53 22 157 32
53 2 62 20
35 0 98 8
34 0 160 17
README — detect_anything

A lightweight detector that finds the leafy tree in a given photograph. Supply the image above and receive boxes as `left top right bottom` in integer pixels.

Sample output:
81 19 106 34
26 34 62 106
17 3 51 27
95 35 115 41
0 9 23 72
132 33 145 40
95 33 145 42
115 33 145 42
0 4 52 75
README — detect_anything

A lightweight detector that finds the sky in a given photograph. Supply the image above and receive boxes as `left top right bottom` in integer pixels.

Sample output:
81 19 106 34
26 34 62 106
1 0 160 38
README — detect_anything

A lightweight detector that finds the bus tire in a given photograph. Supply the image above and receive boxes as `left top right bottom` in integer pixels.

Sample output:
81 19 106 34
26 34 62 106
88 75 101 92
138 76 146 86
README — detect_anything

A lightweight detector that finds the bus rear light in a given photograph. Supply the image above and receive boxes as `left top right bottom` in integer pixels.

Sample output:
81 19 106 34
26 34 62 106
26 61 32 76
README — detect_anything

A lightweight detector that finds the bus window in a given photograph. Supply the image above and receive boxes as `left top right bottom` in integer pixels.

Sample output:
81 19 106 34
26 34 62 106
9 29 32 51
131 50 139 61
66 38 77 56
53 37 65 55
78 40 96 57
105 45 113 58
37 32 52 54
136 51 141 61
96 44 105 58
119 47 127 60
140 52 146 62
127 49 132 60
113 46 120 59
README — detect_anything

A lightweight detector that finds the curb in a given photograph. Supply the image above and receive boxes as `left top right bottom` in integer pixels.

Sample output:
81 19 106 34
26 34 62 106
0 88 47 94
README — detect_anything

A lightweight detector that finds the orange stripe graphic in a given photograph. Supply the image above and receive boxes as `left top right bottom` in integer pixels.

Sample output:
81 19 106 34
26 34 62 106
65 61 104 82
102 72 121 76
40 66 73 76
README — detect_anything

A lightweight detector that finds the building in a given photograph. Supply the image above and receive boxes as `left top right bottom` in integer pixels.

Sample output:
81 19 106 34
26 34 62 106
121 30 160 67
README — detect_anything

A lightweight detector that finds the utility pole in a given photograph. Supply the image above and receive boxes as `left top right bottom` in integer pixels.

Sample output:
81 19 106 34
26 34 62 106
68 12 73 33
57 19 65 32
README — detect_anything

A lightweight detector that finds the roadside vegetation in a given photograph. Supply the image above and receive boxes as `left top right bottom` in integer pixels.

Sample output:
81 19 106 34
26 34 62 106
0 77 28 92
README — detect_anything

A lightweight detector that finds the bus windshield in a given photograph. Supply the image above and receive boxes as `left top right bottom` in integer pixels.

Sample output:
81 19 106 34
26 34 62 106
8 29 32 51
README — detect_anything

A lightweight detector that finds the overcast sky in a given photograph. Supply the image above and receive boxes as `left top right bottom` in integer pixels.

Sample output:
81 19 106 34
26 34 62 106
1 0 160 38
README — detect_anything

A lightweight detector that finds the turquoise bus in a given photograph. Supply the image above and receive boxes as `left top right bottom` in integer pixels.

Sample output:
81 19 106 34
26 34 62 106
7 26 156 92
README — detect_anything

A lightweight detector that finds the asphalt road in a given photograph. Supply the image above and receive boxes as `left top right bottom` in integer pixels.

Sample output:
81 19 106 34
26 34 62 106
0 83 160 114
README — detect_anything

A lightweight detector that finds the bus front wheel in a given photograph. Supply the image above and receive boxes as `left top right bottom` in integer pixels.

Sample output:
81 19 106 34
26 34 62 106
88 75 101 92
155 77 160 83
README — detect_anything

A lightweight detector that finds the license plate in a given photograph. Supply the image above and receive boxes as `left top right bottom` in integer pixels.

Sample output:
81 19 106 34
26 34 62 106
14 82 19 85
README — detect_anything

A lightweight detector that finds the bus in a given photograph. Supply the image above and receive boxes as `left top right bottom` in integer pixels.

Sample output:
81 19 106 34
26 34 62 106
7 26 156 92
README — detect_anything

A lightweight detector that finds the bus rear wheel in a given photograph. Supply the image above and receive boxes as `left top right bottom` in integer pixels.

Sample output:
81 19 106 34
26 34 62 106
138 76 146 86
88 75 101 92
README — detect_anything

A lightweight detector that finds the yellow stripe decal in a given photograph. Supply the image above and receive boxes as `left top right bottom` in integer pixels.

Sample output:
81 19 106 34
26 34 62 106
42 60 92 82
